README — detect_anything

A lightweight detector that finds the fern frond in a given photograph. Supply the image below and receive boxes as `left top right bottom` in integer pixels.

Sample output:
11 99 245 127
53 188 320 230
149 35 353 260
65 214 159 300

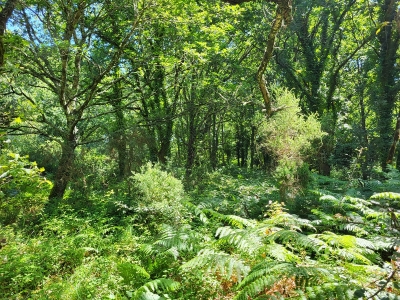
183 201 209 224
320 195 339 202
140 243 157 256
215 226 263 254
339 223 369 236
267 230 323 252
312 232 374 250
369 236 395 250
298 283 359 300
154 224 202 254
134 278 180 300
215 226 240 238
354 236 375 249
311 210 336 223
342 262 386 283
163 247 179 260
203 209 256 228
264 213 315 231
142 278 180 292
135 291 162 300
139 225 204 260
310 232 376 264
235 276 277 300
363 210 386 219
342 195 372 207
180 248 250 282
370 192 400 200
235 261 331 300
262 242 301 262
336 248 373 265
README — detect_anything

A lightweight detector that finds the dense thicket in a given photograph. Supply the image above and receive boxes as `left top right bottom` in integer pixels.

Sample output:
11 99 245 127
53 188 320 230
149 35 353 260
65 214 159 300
0 0 399 299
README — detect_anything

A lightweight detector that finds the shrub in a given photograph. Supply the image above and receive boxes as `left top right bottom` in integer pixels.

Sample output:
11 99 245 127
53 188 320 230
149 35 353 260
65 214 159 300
131 163 187 229
258 88 326 200
0 151 52 225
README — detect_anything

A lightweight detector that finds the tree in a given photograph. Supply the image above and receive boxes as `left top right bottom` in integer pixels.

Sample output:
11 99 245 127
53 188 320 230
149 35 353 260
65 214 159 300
0 0 18 141
373 0 400 169
7 0 149 201
223 0 293 117
268 0 388 175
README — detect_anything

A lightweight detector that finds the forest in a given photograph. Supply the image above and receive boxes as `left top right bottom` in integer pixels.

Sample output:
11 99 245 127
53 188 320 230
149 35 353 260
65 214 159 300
0 0 400 299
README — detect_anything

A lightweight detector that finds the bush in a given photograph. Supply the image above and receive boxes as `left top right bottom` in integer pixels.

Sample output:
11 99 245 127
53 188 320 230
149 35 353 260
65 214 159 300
0 151 52 226
258 88 325 200
131 163 187 229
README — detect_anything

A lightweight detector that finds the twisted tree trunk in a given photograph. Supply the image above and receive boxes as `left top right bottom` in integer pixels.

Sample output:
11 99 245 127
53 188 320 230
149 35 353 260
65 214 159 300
223 0 292 117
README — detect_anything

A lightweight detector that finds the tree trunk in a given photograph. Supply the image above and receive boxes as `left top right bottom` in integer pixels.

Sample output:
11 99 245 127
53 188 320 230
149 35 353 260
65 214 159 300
185 101 197 180
359 88 370 179
222 0 292 117
256 1 292 117
376 0 400 170
110 77 127 178
158 123 172 164
386 113 400 166
250 125 256 168
0 0 17 68
210 113 219 170
48 136 76 200
114 113 127 178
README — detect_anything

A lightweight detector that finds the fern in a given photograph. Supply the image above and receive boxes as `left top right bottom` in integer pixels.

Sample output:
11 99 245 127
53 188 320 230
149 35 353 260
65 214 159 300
262 242 301 262
134 291 163 300
183 201 209 224
339 223 369 236
117 262 150 287
215 226 264 254
266 230 323 253
370 192 400 200
299 283 400 300
139 224 203 259
140 243 157 257
180 248 250 282
313 231 374 249
154 224 202 254
234 261 331 300
342 195 372 208
203 208 256 228
336 248 373 265
133 278 180 300
264 212 316 232
296 283 359 300
310 232 377 264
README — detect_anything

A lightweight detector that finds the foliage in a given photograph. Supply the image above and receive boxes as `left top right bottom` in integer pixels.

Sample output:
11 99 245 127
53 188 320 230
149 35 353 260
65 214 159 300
0 150 51 225
1 167 400 299
191 167 279 219
258 88 326 199
0 0 400 298
130 163 187 229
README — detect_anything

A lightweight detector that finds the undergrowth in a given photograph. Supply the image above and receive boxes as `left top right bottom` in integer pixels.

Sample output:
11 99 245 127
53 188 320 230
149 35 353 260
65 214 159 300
1 164 400 299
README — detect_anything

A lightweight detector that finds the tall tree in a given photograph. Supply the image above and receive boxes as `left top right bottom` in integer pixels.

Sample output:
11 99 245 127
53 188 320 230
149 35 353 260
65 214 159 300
0 0 18 139
374 0 400 169
8 0 148 201
223 0 293 117
269 0 381 174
